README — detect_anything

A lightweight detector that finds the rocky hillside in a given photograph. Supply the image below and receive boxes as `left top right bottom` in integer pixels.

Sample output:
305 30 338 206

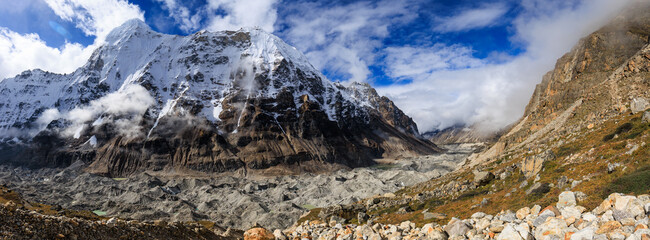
291 1 650 232
467 2 650 167
0 19 439 177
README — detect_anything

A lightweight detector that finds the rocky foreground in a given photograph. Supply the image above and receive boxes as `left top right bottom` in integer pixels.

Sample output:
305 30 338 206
250 192 650 240
0 203 240 240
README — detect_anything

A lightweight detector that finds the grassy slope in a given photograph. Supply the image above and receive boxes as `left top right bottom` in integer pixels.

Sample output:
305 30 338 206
344 111 649 226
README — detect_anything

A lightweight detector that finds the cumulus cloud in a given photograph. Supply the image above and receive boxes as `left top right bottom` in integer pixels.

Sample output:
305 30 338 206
206 0 278 33
278 0 415 83
0 0 144 80
155 0 202 33
384 44 483 78
37 84 155 139
377 0 635 132
433 3 510 33
0 29 87 79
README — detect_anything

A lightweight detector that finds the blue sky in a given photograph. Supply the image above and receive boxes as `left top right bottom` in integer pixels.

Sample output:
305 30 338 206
0 0 635 132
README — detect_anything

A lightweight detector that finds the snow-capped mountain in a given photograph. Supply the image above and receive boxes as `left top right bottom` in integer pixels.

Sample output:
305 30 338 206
0 19 439 176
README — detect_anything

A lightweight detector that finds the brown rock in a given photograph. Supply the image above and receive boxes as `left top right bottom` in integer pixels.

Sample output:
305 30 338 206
244 228 275 240
596 221 622 235
541 205 561 217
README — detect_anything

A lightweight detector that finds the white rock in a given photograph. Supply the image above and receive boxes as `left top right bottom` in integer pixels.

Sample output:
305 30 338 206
570 226 595 240
534 217 567 240
561 206 582 219
495 224 522 240
557 191 577 208
471 212 486 219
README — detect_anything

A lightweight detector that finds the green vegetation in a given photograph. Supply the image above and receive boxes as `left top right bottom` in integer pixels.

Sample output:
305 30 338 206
604 165 650 196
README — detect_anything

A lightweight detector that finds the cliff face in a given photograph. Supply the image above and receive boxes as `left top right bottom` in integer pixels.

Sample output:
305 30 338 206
469 2 650 166
0 20 439 177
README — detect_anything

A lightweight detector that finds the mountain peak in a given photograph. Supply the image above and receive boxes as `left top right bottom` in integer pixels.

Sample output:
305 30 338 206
105 18 153 44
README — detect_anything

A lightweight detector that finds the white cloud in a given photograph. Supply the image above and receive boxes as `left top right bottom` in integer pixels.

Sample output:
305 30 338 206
156 0 202 33
0 0 144 80
377 0 635 132
433 3 509 33
384 44 483 78
206 0 278 32
37 84 155 138
0 29 88 79
44 0 144 41
279 0 415 83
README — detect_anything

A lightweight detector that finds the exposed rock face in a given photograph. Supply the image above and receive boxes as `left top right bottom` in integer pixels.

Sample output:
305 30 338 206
0 20 439 176
469 2 650 165
423 125 502 145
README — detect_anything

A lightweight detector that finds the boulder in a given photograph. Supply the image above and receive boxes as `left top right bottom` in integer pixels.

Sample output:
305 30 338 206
570 227 595 240
495 224 523 240
516 207 530 220
595 221 622 235
444 218 472 237
521 151 554 178
534 217 567 240
244 228 275 240
557 191 577 208
525 182 550 195
631 98 649 113
473 171 495 185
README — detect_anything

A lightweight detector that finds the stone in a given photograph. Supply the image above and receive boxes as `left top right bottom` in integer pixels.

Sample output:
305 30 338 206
561 206 582 219
475 218 491 232
534 217 568 239
521 151 554 178
473 171 494 185
489 223 505 233
399 221 414 232
499 211 517 223
525 182 550 195
533 209 556 227
444 218 472 237
557 176 569 189
613 209 633 221
531 205 542 215
357 212 369 224
424 212 447 220
421 224 448 240
244 228 275 240
471 212 486 219
631 98 649 113
516 207 530 220
495 224 523 240
643 111 650 123
557 191 577 208
574 191 587 203
106 217 117 227
570 227 595 240
596 221 622 235
621 218 636 226
273 229 287 240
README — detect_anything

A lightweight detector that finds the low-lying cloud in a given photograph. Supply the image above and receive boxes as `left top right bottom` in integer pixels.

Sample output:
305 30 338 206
36 84 155 139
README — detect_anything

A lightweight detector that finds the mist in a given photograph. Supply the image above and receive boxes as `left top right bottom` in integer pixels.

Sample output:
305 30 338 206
375 0 636 133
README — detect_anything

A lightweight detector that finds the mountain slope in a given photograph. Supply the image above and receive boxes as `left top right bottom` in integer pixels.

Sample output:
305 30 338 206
0 20 439 176
298 2 650 227
467 3 650 167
